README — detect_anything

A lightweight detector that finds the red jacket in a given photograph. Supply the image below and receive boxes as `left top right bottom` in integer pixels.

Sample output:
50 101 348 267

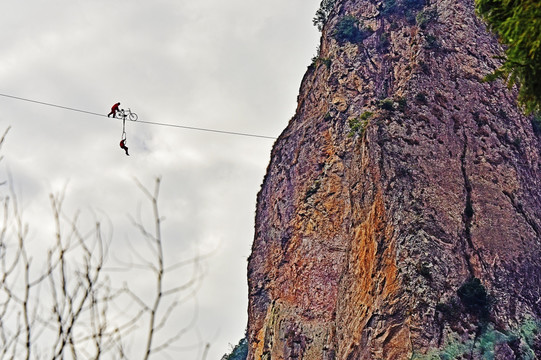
111 103 120 111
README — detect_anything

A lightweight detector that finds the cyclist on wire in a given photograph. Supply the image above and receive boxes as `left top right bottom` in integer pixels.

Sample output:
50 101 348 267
108 102 121 118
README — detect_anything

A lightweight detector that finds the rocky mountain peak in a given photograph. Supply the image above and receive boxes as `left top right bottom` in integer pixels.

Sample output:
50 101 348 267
247 0 541 358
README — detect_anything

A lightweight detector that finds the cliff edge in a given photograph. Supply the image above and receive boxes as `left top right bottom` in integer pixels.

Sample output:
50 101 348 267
247 0 541 358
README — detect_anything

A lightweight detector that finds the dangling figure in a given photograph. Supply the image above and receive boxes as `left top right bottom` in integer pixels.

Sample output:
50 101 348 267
108 102 121 118
120 138 129 156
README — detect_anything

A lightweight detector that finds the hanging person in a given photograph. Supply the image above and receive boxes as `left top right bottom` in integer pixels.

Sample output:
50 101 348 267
108 102 121 118
119 117 129 156
119 139 129 156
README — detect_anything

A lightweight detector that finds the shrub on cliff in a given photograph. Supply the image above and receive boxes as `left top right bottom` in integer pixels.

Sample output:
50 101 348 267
333 16 373 44
416 8 438 29
457 277 490 318
413 319 541 359
379 98 395 111
221 337 248 360
348 111 373 137
313 0 337 31
475 0 541 114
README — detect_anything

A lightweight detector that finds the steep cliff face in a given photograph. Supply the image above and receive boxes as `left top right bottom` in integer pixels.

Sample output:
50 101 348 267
247 0 541 358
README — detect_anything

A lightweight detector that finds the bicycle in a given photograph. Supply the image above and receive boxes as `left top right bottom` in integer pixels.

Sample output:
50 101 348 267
117 108 138 121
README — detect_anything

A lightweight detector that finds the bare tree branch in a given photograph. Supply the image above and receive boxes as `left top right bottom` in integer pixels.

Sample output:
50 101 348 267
0 132 210 359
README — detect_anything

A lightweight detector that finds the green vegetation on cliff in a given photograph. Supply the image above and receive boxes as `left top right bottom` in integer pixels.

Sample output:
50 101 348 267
221 338 248 360
313 0 337 31
475 0 541 113
332 15 373 44
413 318 541 360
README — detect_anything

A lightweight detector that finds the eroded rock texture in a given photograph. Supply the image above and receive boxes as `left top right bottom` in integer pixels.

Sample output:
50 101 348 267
247 0 541 358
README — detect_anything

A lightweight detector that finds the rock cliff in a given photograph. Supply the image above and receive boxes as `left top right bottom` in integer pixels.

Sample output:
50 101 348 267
247 0 541 358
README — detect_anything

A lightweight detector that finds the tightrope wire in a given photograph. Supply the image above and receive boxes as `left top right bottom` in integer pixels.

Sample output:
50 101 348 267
0 92 277 140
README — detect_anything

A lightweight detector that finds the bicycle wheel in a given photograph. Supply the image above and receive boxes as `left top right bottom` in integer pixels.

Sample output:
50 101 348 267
129 113 138 121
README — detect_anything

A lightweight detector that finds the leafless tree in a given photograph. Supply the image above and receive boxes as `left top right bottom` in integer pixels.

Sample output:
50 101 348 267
0 130 209 359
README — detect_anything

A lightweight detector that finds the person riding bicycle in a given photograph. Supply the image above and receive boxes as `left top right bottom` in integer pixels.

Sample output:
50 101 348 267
108 102 121 118
120 138 129 156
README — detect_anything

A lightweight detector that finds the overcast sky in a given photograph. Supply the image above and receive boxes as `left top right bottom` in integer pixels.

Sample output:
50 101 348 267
0 1 320 359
